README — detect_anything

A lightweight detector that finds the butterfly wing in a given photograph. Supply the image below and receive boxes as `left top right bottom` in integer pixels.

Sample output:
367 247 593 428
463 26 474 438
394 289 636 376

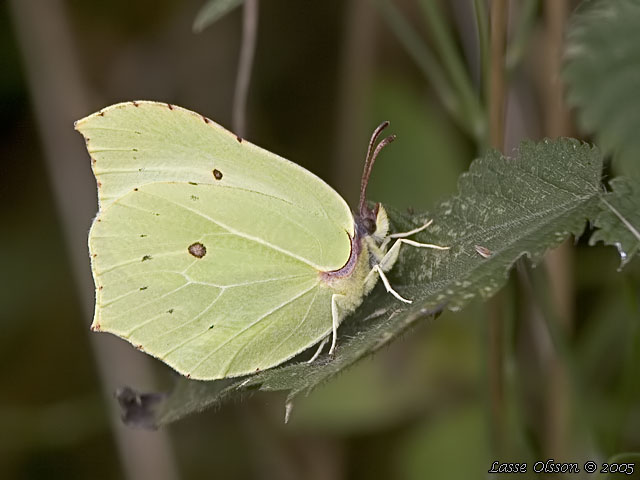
75 101 353 239
76 102 359 378
91 183 339 379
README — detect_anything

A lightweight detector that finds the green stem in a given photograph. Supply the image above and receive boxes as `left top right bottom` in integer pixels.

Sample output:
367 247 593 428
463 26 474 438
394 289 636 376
375 0 472 137
418 0 486 142
473 0 490 125
506 0 539 73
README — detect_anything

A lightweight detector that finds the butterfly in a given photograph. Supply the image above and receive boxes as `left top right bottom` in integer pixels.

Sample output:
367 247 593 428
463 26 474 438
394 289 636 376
76 101 448 380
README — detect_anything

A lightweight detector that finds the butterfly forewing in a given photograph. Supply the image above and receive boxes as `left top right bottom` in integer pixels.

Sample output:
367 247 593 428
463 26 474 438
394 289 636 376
76 101 354 237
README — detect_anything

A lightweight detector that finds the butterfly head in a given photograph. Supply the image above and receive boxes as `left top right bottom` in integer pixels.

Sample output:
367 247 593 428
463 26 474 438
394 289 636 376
357 121 394 240
356 202 389 242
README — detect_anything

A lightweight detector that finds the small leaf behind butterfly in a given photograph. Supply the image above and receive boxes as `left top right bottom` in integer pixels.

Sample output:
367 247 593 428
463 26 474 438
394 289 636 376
193 0 245 33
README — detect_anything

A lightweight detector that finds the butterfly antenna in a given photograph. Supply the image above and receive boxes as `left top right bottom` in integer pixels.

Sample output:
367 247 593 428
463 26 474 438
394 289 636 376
359 122 395 217
365 121 389 165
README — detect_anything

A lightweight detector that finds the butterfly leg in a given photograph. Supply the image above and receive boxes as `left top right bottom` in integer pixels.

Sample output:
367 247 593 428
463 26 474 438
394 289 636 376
307 336 329 363
388 219 434 238
380 219 448 253
328 293 346 355
379 219 449 272
370 264 412 303
365 230 449 303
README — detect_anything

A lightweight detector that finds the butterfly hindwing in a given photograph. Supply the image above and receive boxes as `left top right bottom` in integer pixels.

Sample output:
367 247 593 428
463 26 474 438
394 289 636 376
91 182 339 379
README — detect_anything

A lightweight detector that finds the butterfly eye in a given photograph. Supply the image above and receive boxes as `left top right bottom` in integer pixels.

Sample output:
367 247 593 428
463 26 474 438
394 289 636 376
362 217 377 235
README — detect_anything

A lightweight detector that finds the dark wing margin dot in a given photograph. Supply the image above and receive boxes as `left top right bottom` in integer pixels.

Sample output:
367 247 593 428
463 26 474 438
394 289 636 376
213 169 223 180
188 242 207 258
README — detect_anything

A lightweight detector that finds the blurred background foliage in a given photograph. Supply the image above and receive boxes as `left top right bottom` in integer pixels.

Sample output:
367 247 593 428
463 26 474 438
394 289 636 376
1 0 639 479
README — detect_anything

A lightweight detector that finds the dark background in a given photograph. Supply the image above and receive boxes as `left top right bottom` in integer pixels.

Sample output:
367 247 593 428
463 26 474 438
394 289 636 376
2 1 639 479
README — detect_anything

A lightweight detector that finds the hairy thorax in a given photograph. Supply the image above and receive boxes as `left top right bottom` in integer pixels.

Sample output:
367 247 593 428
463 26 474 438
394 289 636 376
319 235 377 314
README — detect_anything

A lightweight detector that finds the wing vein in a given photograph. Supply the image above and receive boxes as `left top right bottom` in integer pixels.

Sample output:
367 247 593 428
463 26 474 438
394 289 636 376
103 282 190 311
268 287 324 357
155 289 226 352
189 282 320 374
142 191 322 269
221 287 320 376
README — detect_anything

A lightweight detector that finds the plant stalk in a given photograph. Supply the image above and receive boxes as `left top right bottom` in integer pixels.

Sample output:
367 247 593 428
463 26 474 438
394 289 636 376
542 0 572 461
488 0 509 454
473 0 490 110
489 0 508 150
419 0 486 141
7 1 180 479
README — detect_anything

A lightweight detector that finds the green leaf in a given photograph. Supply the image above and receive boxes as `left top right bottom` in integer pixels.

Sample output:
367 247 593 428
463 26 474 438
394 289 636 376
118 138 604 428
590 177 640 267
193 0 245 33
564 0 640 177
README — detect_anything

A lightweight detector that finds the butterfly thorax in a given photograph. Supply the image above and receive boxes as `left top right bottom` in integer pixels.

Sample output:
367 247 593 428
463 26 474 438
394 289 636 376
319 204 391 315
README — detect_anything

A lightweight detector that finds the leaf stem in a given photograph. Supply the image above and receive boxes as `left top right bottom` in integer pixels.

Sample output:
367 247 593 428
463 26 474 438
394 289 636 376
601 198 640 243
